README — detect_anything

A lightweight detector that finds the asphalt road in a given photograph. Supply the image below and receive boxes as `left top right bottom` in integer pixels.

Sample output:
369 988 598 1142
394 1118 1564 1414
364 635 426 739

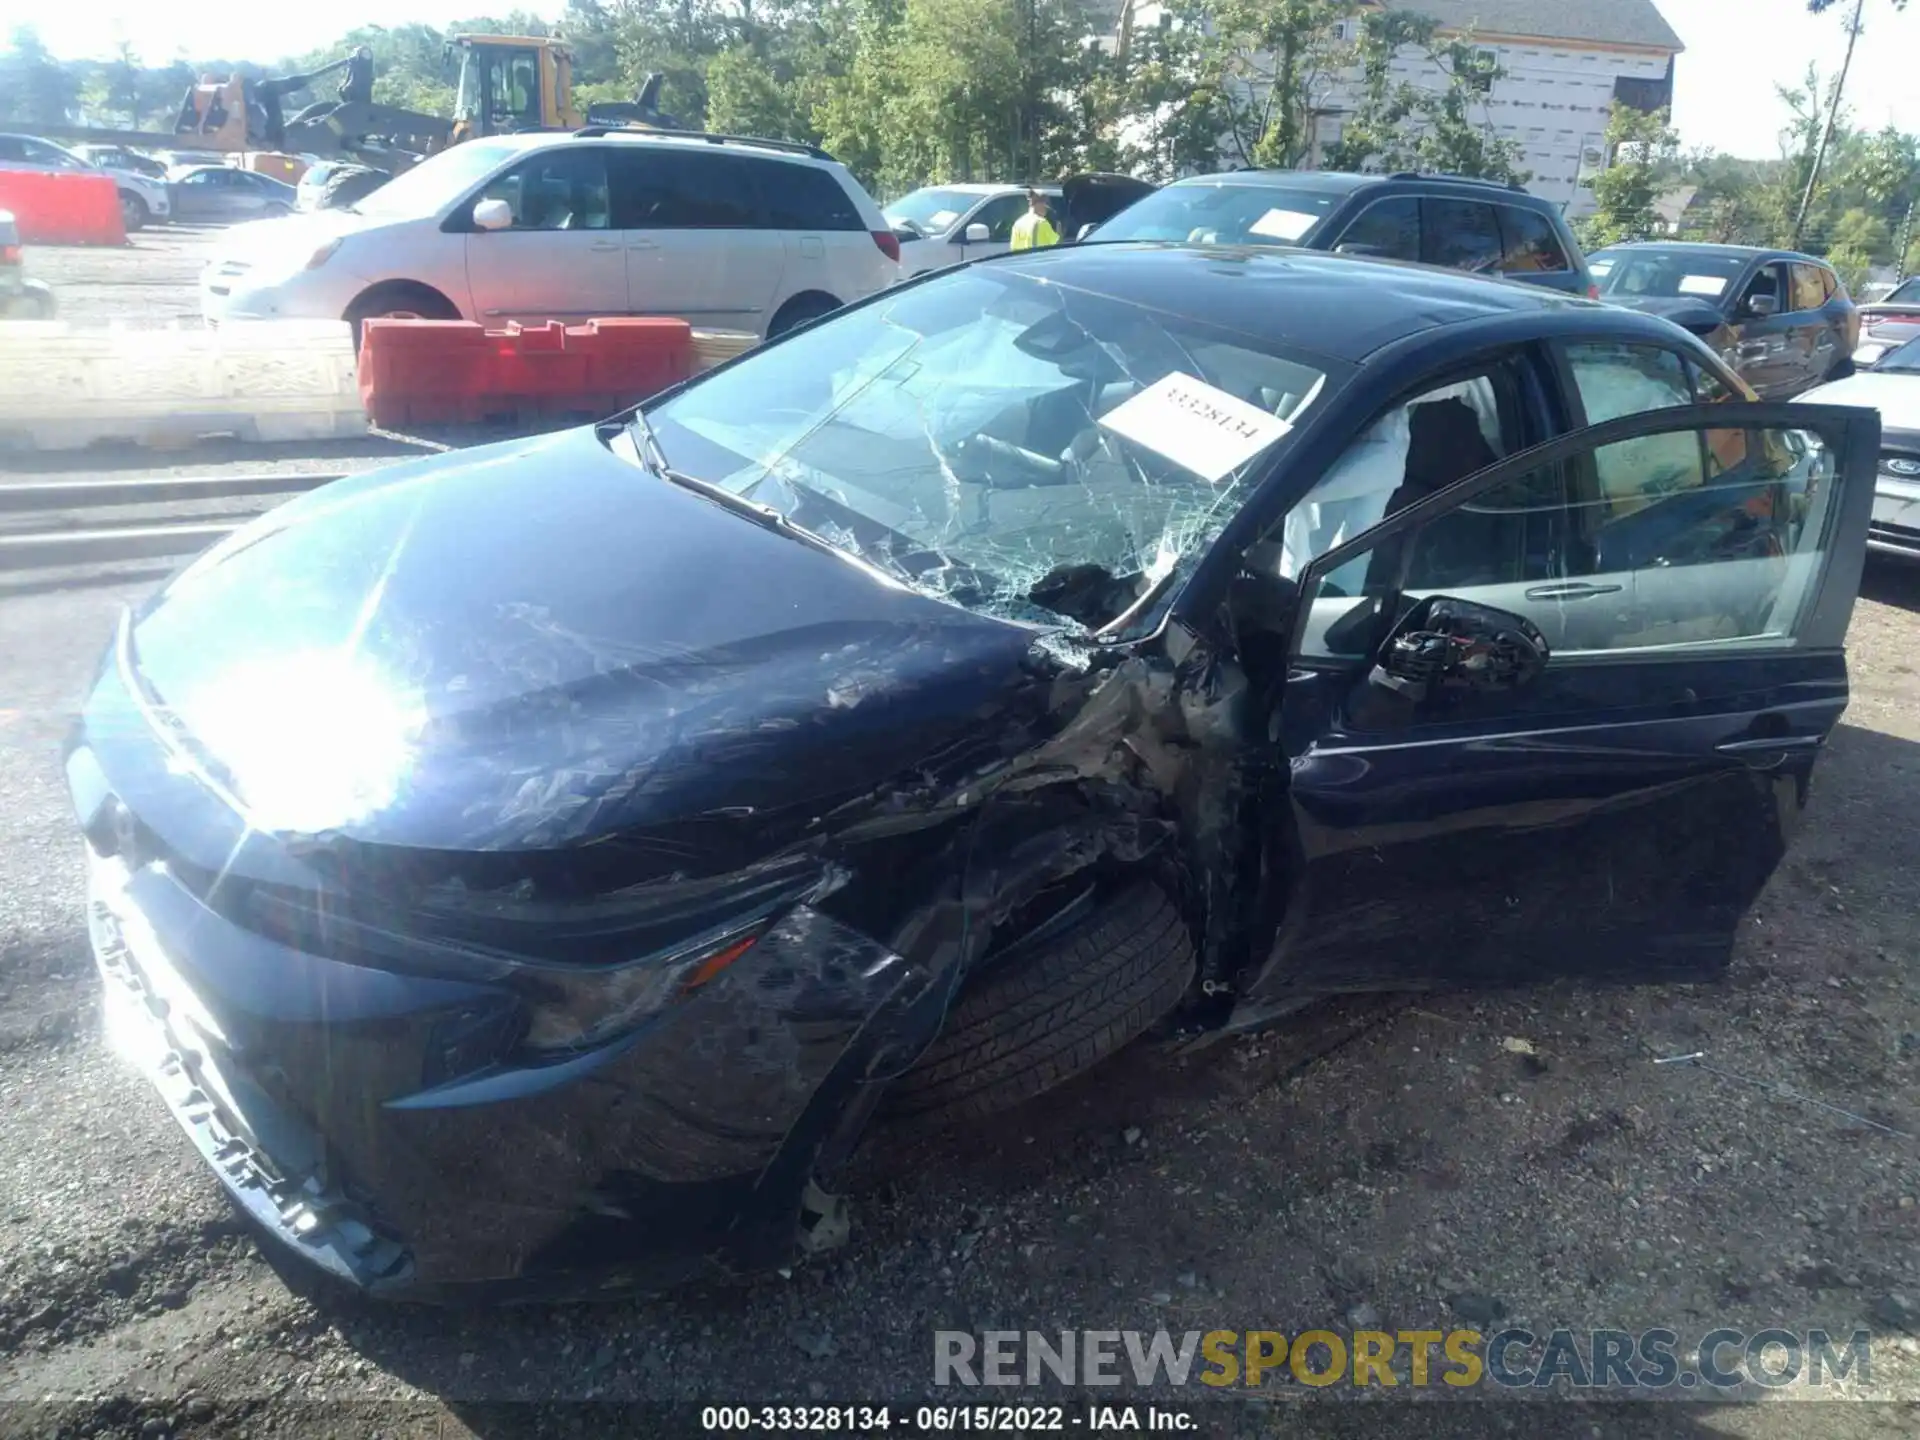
3 232 1920 1439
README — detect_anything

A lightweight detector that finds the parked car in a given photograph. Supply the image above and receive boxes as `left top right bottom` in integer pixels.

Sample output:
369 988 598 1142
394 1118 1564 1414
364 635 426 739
167 164 297 223
73 241 1879 1301
886 174 1156 275
69 143 168 180
200 130 901 341
0 133 172 230
1799 332 1920 561
1082 169 1596 296
1852 276 1920 369
294 161 390 213
1589 243 1858 398
0 210 55 317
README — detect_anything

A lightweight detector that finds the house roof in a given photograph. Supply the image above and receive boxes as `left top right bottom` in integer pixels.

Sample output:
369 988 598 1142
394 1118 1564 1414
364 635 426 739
1400 0 1684 52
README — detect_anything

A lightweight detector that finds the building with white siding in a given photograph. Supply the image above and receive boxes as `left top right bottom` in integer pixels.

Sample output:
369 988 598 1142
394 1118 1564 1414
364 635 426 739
1117 0 1684 219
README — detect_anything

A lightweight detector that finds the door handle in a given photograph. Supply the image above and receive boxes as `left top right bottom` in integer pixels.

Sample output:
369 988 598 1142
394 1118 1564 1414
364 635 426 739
627 238 658 250
1523 581 1623 601
590 239 621 251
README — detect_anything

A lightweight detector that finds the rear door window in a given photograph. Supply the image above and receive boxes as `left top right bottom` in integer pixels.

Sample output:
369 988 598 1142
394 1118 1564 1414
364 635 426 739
1422 199 1503 274
1334 196 1420 261
1495 206 1570 274
1790 263 1827 314
612 149 759 229
971 193 1029 242
752 160 863 231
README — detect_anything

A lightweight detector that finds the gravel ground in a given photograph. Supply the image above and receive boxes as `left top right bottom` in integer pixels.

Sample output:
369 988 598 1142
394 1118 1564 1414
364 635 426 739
3 234 1920 1439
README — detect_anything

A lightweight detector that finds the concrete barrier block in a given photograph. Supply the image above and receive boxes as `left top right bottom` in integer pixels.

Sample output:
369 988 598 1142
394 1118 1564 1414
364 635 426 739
0 320 366 451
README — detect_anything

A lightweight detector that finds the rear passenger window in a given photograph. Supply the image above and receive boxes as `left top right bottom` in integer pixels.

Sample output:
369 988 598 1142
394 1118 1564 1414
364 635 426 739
972 194 1029 242
752 161 863 231
1495 206 1569 274
612 150 758 228
1336 197 1420 261
1790 264 1827 313
1422 200 1503 274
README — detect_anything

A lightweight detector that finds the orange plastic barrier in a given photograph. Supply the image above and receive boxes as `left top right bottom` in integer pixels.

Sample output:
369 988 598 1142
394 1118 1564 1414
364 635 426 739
0 171 126 246
357 317 697 429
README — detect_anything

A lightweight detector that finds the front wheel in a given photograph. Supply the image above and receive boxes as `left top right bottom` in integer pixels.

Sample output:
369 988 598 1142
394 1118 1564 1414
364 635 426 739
883 882 1196 1129
119 191 149 232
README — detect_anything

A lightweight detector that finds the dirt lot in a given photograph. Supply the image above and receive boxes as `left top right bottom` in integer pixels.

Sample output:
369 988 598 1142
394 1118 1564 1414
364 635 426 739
3 234 1920 1439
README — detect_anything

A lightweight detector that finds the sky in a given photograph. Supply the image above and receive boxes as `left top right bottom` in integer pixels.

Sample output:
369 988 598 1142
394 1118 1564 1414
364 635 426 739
2 0 1916 161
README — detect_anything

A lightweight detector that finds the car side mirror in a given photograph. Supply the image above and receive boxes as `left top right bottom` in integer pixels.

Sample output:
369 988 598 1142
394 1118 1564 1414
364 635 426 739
1746 292 1778 319
472 198 513 231
962 222 990 244
1369 596 1548 704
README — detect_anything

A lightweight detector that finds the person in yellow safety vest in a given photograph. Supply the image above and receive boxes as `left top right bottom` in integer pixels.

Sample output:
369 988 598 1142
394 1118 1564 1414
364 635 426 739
1009 190 1060 252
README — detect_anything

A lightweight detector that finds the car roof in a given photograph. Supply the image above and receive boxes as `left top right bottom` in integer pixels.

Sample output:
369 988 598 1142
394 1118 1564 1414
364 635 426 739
1596 240 1830 266
489 128 841 167
987 242 1635 364
1159 168 1544 204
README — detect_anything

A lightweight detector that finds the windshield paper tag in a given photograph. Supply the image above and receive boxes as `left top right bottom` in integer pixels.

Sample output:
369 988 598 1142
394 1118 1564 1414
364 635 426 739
1247 207 1318 241
1098 372 1292 482
1679 274 1729 296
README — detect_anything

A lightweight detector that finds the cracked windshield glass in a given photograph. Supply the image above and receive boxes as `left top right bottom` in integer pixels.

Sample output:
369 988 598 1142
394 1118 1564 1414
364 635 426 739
641 267 1329 631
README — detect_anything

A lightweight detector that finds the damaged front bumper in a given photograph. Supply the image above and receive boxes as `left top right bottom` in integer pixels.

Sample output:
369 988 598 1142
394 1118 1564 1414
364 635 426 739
83 838 919 1301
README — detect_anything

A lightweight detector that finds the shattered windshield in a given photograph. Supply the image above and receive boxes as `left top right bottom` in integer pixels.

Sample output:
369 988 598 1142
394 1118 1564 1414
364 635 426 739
641 268 1332 632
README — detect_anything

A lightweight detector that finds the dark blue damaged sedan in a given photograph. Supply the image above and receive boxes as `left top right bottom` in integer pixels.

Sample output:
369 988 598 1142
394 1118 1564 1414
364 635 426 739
70 242 1880 1301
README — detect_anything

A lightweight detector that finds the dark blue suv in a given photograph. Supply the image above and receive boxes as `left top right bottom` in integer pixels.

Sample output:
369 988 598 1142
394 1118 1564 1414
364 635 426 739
1086 169 1596 298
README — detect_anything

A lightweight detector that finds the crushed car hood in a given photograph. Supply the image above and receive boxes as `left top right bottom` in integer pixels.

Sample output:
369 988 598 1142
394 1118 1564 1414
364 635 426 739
1602 294 1728 331
120 426 1046 855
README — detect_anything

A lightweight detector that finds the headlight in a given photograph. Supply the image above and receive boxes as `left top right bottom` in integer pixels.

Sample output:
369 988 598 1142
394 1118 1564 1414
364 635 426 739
519 925 764 1052
304 238 343 270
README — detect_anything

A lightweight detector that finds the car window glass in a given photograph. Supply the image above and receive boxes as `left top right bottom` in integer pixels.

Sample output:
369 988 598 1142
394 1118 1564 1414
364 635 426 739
0 138 22 162
972 193 1029 242
1564 342 1700 514
1685 356 1740 404
1269 368 1516 583
1790 264 1827 313
479 148 611 231
1741 264 1784 313
1495 206 1569 274
611 149 757 228
1335 197 1420 261
1297 421 1842 661
1422 200 1503 274
753 161 862 231
1820 268 1839 302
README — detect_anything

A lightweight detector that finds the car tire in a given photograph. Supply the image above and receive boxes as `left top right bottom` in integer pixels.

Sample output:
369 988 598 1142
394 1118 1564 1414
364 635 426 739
119 191 149 232
883 882 1195 1129
344 284 461 351
767 292 840 339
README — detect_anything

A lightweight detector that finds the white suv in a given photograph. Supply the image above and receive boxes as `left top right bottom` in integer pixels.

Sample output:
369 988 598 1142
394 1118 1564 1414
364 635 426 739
0 133 172 231
202 130 902 339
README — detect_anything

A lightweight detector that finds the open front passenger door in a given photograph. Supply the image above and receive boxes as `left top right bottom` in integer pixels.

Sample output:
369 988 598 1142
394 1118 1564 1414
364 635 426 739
1237 401 1879 1017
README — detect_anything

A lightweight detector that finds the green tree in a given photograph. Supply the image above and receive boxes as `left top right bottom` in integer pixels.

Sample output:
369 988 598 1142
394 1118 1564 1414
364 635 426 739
0 26 82 126
1323 11 1525 183
1580 102 1681 248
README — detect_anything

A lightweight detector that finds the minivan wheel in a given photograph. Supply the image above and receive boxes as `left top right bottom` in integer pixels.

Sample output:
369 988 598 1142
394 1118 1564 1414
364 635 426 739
344 283 461 350
767 292 840 339
883 882 1196 1129
119 191 149 232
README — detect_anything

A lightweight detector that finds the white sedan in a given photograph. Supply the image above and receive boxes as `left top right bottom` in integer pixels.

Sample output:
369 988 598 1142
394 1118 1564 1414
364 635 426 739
1801 334 1920 561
